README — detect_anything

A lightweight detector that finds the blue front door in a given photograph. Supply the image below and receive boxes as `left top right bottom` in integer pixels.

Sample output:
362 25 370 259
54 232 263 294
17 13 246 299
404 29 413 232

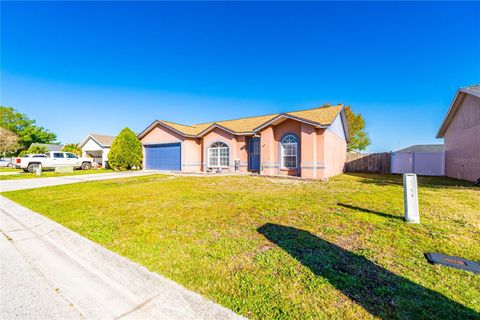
248 137 261 172
145 143 181 171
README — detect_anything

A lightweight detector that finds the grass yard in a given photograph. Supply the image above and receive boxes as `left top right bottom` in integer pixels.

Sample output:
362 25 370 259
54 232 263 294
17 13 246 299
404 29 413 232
0 167 20 172
2 174 479 319
0 168 114 180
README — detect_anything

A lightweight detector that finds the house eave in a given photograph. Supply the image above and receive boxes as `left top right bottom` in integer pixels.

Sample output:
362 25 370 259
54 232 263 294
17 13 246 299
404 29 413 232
339 108 351 143
436 90 466 138
137 120 197 140
79 134 109 149
252 113 328 133
196 124 255 137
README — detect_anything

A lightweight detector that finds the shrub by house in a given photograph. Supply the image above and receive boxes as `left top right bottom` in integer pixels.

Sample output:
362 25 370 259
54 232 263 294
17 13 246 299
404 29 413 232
108 128 142 170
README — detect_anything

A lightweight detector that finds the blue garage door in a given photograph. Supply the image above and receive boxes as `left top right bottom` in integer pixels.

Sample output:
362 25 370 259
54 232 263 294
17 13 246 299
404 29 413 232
145 143 181 171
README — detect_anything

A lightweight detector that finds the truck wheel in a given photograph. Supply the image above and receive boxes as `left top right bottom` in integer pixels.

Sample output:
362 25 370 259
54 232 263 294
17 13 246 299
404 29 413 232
27 163 39 173
81 162 92 170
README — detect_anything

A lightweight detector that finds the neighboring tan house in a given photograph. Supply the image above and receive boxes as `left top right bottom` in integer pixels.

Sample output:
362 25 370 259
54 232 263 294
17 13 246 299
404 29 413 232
79 134 115 168
29 143 64 152
138 105 349 180
437 85 480 182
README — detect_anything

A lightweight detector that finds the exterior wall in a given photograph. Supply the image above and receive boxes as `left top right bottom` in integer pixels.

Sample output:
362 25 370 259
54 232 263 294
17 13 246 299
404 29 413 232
81 138 109 167
202 128 236 173
234 135 249 172
258 118 347 179
259 119 302 177
444 94 480 181
315 128 327 179
183 138 202 172
82 138 102 152
138 113 348 178
322 129 347 178
300 123 318 179
273 119 302 177
260 126 276 176
139 123 186 170
103 147 110 160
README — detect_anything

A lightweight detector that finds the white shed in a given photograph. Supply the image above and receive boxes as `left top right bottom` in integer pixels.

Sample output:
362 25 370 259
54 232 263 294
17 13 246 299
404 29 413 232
79 134 115 168
391 144 445 176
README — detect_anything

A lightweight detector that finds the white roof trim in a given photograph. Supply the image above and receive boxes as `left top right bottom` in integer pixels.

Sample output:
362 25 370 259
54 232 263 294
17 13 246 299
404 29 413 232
137 120 196 139
79 135 109 148
138 108 341 139
252 113 328 133
461 87 480 98
436 90 464 138
339 108 350 143
437 87 480 138
196 123 237 137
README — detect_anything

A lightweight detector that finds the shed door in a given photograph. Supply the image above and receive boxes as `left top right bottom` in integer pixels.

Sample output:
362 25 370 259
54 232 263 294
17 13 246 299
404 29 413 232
145 143 181 171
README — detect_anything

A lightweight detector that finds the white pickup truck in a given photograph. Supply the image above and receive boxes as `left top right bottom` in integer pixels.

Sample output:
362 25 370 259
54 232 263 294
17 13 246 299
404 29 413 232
14 152 94 172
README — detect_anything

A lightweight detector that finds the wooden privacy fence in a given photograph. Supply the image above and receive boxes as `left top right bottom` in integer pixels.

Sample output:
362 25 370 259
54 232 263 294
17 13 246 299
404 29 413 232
345 152 391 174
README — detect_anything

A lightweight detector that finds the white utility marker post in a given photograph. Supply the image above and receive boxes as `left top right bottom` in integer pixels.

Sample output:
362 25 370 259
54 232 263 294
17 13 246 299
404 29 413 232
35 164 42 176
403 173 420 223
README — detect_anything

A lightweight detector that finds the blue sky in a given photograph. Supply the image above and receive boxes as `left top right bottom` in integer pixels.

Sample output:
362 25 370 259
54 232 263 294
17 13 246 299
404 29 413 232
1 1 479 152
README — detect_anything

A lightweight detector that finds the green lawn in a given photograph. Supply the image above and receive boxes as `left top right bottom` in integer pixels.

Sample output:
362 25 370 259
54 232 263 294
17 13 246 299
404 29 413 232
2 174 479 319
0 167 20 172
0 168 114 180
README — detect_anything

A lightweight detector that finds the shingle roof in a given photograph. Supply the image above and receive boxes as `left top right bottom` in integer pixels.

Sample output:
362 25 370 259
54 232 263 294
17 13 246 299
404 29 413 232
160 121 211 136
461 84 480 97
396 144 444 153
149 104 344 137
437 84 480 138
90 134 116 147
30 143 64 152
286 105 344 126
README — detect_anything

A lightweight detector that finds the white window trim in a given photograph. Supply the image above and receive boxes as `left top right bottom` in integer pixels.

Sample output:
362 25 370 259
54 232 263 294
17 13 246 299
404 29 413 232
207 143 230 168
281 135 298 169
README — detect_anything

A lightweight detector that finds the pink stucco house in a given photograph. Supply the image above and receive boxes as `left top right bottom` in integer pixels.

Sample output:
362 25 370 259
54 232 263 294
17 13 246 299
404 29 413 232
137 104 349 180
437 85 480 182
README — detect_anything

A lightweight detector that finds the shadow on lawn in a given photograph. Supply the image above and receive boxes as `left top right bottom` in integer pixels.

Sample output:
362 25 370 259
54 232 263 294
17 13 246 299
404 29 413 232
257 223 478 319
337 203 404 221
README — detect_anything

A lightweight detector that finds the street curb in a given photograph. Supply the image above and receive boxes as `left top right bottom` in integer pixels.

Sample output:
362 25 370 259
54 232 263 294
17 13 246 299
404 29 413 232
0 196 246 320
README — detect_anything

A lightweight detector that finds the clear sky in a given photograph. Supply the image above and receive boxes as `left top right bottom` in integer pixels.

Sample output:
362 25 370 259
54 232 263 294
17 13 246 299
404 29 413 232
1 1 479 152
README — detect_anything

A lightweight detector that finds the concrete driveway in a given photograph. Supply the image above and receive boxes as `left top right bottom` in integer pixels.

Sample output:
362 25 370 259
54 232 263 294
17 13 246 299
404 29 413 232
0 196 244 320
0 170 158 192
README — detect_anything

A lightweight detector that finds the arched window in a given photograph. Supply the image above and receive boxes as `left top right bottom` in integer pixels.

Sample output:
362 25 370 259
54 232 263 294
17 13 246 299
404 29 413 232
281 134 298 169
208 142 229 167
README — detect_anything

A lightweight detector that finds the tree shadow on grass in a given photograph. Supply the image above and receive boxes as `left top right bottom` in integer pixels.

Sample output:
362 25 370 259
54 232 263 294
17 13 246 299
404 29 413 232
257 223 478 319
337 203 404 221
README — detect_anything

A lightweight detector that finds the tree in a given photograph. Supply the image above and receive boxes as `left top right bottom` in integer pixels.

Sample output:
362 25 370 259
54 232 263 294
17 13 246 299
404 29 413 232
345 106 370 151
62 143 82 156
0 106 57 153
0 127 19 156
18 145 49 157
108 128 142 170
